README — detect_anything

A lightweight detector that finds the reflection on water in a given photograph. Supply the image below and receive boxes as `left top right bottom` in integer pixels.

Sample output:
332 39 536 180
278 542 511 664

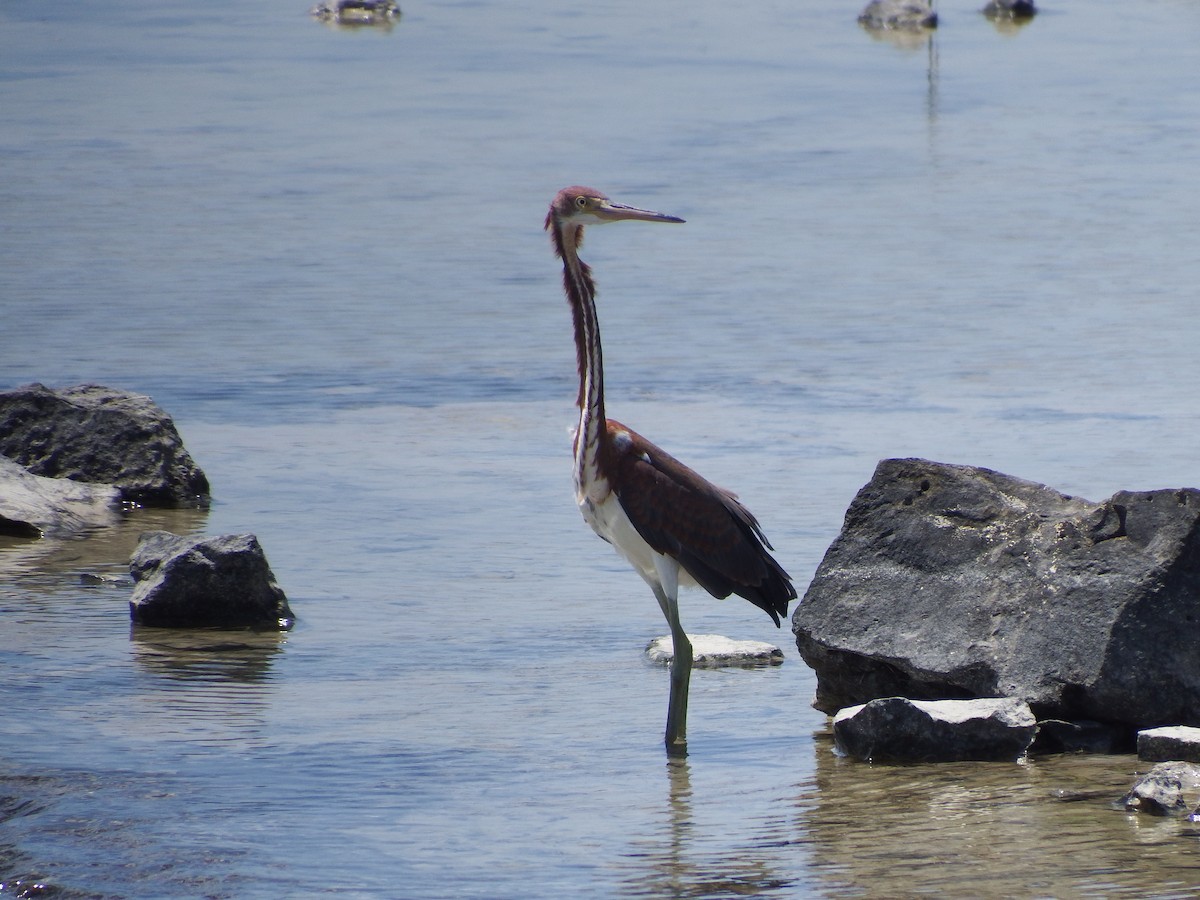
128 628 286 750
5 0 1200 893
986 15 1037 37
983 3 1038 36
131 626 286 684
859 23 936 54
857 22 940 144
0 505 210 583
623 757 795 898
617 733 1200 899
798 734 1200 897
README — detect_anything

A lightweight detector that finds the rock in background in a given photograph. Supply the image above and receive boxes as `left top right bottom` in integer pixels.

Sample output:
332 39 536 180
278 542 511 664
130 531 293 629
0 383 210 507
793 458 1200 732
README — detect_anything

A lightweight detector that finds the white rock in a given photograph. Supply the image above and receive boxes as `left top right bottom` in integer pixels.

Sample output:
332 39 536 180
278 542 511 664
0 455 120 537
645 634 783 668
1138 725 1200 763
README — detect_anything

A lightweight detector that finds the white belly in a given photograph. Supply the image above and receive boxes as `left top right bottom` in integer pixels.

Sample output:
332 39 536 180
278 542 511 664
578 490 697 590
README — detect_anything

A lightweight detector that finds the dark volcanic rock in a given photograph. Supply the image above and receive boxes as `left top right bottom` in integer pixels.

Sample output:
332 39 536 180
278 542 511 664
130 531 294 629
1032 719 1129 755
792 458 1200 732
0 383 209 507
833 696 1037 762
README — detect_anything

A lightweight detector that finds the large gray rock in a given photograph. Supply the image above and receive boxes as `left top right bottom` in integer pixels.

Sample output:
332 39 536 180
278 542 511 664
0 383 209 507
833 697 1037 762
793 458 1200 732
130 531 294 629
0 455 120 538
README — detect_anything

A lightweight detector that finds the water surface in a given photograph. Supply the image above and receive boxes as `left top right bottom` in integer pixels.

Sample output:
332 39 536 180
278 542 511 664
4 0 1200 895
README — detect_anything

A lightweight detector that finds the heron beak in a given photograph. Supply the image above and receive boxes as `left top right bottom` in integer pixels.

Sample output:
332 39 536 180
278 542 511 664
594 200 685 224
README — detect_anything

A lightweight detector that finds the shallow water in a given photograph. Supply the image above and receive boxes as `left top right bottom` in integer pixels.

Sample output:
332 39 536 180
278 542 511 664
4 0 1200 895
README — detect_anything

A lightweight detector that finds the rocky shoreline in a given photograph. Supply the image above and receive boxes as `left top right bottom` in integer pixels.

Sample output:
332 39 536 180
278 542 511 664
6 385 1200 810
0 382 292 630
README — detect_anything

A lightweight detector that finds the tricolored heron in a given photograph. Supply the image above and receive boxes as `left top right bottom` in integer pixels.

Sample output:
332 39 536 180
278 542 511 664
544 186 796 755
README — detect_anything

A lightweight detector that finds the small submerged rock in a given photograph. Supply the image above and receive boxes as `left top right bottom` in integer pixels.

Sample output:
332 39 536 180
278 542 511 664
80 571 128 586
310 0 400 27
982 0 1037 20
646 634 783 668
130 531 294 630
832 697 1037 763
1120 762 1200 816
858 0 937 31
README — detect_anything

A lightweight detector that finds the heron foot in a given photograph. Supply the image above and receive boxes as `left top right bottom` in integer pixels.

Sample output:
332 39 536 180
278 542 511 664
665 735 688 757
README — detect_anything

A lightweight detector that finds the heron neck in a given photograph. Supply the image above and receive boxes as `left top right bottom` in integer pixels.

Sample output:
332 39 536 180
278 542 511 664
555 223 608 490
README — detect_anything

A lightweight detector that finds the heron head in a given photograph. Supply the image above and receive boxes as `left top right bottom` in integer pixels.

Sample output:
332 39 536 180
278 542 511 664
546 186 684 231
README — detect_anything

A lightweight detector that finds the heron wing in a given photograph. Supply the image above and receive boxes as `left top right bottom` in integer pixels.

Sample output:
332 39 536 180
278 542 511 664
605 421 796 626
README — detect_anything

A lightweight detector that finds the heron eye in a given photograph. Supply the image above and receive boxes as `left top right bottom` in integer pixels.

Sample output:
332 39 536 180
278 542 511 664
575 196 588 209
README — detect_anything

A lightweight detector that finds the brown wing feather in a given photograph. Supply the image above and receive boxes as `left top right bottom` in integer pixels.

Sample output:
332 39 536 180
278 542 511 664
604 420 796 626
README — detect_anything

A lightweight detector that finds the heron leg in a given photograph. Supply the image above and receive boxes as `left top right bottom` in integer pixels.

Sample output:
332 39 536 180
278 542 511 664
665 604 693 757
651 559 691 756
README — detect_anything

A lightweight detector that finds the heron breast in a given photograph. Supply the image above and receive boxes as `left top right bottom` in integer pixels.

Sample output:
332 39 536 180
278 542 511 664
578 492 698 590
